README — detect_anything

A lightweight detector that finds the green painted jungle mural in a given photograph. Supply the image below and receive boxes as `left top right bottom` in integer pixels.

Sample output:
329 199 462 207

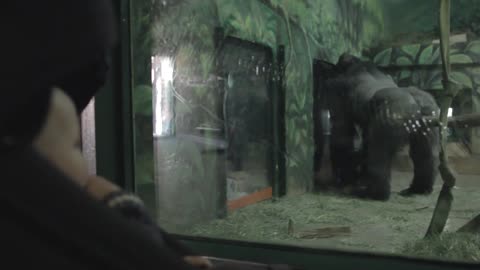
131 0 385 195
369 39 480 152
131 0 480 195
371 41 480 93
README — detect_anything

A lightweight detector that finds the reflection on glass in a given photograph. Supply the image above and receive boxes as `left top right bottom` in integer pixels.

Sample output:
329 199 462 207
131 0 480 263
152 56 175 137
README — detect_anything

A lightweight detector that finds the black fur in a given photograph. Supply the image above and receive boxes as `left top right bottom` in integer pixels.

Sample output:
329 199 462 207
318 53 440 201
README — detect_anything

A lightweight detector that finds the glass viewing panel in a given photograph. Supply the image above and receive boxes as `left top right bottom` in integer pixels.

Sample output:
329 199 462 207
131 0 480 263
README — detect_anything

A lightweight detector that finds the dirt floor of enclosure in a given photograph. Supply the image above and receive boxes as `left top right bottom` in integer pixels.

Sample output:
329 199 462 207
184 170 480 262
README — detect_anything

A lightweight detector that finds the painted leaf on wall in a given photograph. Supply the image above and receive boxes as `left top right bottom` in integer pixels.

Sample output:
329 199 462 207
287 118 295 143
396 56 412 66
431 46 441 64
466 40 480 55
288 102 298 113
302 114 308 123
470 67 480 84
287 157 298 168
450 54 473 64
373 48 392 66
418 45 434 65
295 128 302 145
402 44 421 60
451 71 473 89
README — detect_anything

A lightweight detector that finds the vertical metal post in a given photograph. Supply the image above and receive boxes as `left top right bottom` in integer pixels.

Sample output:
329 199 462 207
213 27 227 218
95 0 135 191
273 45 286 198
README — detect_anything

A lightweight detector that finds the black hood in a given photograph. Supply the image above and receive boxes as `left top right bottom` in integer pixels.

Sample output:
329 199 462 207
0 2 199 268
1 0 117 148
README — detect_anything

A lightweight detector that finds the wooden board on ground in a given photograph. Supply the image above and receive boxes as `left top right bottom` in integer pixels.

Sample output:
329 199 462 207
295 226 352 239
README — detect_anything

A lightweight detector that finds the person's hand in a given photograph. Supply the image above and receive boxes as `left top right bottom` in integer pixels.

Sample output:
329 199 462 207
84 175 121 201
183 256 213 269
84 176 212 269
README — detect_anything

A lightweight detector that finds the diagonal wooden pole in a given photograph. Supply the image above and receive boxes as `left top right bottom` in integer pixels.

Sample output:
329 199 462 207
425 0 462 238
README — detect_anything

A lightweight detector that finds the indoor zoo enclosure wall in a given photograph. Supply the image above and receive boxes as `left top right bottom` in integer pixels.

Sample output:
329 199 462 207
131 0 388 230
131 0 480 230
131 0 385 210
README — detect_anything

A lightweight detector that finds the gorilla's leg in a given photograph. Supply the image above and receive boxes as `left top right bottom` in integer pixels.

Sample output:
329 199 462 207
400 127 440 196
356 123 396 201
330 143 357 187
354 127 368 185
329 116 357 187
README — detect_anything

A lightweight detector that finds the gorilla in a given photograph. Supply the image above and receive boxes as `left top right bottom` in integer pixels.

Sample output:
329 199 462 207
317 53 440 201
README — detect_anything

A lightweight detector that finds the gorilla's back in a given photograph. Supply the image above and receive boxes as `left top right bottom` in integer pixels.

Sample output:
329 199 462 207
347 67 399 125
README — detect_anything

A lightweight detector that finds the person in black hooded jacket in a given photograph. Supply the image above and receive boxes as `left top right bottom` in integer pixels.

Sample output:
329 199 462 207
0 0 215 269
0 1 293 269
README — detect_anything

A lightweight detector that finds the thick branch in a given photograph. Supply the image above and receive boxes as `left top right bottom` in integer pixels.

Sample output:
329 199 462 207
426 0 455 235
426 95 456 237
458 214 480 233
445 112 480 128
426 185 454 236
423 112 480 128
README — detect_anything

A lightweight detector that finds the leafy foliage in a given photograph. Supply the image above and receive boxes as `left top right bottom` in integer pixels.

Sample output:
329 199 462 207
374 48 392 66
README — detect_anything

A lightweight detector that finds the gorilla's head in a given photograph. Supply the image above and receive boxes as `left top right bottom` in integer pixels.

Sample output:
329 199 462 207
336 53 363 72
316 53 368 106
317 53 369 82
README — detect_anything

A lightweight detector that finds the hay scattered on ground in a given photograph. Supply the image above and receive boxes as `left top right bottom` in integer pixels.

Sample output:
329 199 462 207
402 233 480 262
184 192 435 245
182 182 480 262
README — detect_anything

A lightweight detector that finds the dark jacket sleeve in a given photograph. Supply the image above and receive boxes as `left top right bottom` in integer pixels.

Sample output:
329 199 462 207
1 147 201 270
102 191 194 256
